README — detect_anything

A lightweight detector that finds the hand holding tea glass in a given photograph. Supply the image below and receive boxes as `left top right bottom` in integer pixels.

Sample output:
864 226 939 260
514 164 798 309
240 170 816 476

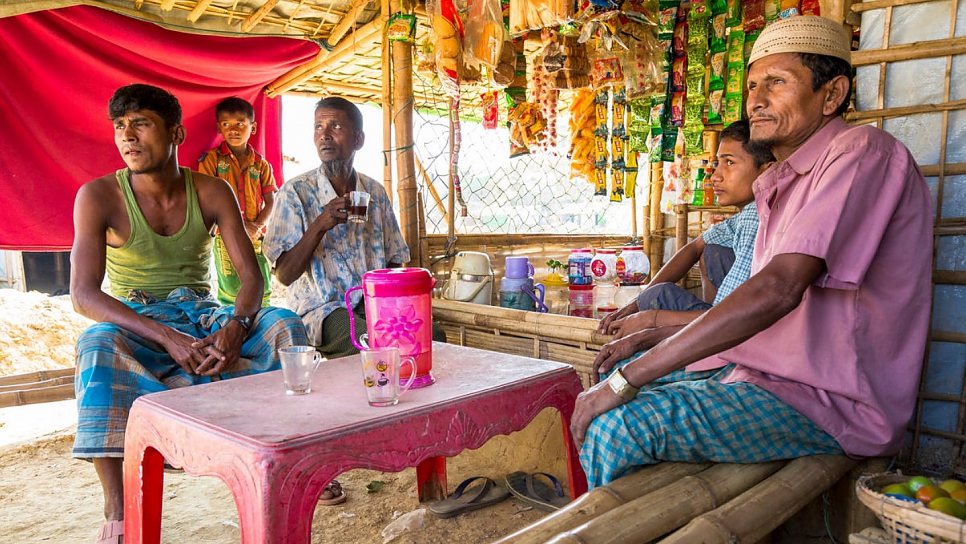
348 191 370 223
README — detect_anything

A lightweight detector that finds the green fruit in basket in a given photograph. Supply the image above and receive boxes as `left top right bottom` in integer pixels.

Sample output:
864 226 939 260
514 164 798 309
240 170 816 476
881 483 914 498
928 496 966 520
907 476 935 493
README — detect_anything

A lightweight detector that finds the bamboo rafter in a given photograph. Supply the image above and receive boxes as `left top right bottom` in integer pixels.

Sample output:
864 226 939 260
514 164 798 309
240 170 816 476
242 0 282 31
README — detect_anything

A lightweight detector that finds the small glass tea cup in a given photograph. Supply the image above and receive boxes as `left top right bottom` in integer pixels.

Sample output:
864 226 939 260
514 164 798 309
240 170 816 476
348 191 370 223
279 346 323 395
360 346 416 406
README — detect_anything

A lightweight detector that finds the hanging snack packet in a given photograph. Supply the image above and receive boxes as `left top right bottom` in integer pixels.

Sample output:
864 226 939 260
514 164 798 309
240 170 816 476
388 13 417 42
725 0 742 27
799 0 820 16
482 91 500 129
742 0 765 33
726 28 745 65
764 0 781 25
594 88 610 195
779 0 799 18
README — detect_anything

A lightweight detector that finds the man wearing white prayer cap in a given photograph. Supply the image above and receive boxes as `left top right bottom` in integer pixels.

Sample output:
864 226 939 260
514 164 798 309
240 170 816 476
572 15 933 489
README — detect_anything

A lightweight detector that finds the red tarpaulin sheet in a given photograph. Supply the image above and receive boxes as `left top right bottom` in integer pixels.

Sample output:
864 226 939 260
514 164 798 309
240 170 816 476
0 6 320 250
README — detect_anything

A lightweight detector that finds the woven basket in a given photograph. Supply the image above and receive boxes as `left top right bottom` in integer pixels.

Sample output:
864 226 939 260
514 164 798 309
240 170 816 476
856 473 966 543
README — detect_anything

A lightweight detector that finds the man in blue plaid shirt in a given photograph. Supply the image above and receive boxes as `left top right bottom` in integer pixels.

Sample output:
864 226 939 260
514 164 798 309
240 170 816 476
597 120 774 355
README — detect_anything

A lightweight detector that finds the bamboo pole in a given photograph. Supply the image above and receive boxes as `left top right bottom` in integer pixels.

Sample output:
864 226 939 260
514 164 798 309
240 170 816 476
447 98 457 240
425 233 634 247
851 0 931 11
160 0 176 11
660 455 856 544
0 384 75 409
648 163 664 281
390 0 419 267
415 156 448 221
381 0 393 205
432 299 612 345
242 0 282 32
674 204 688 255
846 98 966 122
547 462 786 544
0 368 74 386
851 36 966 66
187 0 215 22
265 18 383 97
0 376 73 394
494 463 713 544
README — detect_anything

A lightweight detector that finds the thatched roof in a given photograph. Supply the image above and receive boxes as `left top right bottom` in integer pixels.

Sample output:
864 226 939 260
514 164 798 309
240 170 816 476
2 0 447 109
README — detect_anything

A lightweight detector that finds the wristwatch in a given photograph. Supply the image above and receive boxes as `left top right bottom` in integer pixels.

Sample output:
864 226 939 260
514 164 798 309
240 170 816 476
231 314 253 335
606 368 640 401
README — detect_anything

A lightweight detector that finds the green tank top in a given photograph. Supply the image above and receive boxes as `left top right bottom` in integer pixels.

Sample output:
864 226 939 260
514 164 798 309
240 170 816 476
106 168 212 299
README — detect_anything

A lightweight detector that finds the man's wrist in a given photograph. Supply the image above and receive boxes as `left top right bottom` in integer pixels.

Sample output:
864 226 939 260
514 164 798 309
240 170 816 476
606 368 640 401
231 313 254 335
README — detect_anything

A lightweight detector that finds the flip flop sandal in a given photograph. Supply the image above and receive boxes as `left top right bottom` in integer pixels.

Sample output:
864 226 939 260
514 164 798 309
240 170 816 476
428 476 511 519
504 471 571 512
94 520 124 544
318 479 347 506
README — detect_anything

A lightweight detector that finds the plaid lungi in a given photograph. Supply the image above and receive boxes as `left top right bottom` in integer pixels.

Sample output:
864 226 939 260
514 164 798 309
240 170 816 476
72 288 307 458
580 362 843 488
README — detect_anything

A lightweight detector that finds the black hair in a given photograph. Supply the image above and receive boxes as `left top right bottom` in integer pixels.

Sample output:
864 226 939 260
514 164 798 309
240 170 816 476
798 53 853 117
215 96 255 122
108 84 182 129
720 119 776 168
315 97 364 132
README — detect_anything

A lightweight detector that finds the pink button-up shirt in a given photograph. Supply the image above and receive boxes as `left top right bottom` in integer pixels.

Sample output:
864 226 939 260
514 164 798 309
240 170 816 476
695 118 932 457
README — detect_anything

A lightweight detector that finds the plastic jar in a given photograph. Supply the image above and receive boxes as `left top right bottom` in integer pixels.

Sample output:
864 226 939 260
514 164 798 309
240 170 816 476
568 284 595 318
542 273 570 315
595 283 618 316
616 246 649 285
591 248 619 283
614 282 642 309
568 249 594 286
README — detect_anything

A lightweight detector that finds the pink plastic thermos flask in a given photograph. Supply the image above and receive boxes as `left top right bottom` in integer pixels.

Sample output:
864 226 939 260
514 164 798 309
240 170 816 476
345 268 437 388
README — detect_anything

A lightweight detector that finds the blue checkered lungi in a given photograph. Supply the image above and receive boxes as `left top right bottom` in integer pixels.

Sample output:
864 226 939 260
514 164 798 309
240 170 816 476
580 361 844 488
72 288 308 458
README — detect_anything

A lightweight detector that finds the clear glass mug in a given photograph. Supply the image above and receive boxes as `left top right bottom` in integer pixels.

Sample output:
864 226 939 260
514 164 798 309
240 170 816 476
348 191 370 223
360 346 416 406
279 346 323 395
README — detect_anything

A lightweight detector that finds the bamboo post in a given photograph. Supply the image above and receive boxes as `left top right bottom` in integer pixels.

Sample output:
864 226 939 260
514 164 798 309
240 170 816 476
390 0 420 268
494 462 713 544
660 455 856 544
447 98 456 241
648 162 664 281
674 203 688 259
381 0 393 205
546 461 786 544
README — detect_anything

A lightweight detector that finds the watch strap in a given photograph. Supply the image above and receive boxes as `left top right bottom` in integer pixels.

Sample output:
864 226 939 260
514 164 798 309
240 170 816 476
231 314 253 334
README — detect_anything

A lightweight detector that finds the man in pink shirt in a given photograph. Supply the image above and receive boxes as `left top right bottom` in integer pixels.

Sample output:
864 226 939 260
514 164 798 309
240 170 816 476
572 16 933 488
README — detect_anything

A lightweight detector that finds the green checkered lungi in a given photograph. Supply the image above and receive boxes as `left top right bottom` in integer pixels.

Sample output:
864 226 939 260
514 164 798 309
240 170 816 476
580 360 844 488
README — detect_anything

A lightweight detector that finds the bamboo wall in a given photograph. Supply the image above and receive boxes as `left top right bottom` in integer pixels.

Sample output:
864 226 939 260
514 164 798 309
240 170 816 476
849 0 966 476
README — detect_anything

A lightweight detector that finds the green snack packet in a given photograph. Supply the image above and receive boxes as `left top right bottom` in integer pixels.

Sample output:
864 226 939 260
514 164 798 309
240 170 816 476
727 29 745 65
387 13 416 42
724 94 742 124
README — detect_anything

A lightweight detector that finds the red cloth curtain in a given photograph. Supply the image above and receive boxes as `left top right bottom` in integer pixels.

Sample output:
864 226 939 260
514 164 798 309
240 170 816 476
0 6 320 250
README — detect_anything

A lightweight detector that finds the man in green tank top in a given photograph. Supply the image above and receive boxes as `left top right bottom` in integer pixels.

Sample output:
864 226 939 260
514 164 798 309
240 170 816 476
69 84 309 544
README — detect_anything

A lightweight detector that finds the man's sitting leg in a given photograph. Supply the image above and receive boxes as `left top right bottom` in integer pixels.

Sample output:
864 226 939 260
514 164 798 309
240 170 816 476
317 307 366 359
637 283 712 313
579 366 844 488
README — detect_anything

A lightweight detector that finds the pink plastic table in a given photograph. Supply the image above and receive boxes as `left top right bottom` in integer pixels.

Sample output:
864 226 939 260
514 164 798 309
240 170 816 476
123 342 587 544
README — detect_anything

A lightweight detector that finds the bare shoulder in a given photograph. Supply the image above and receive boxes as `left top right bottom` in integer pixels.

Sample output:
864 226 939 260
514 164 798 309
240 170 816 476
75 173 122 214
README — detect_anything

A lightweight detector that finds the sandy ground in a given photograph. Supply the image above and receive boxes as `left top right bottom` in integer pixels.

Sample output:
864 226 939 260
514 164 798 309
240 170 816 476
0 289 568 543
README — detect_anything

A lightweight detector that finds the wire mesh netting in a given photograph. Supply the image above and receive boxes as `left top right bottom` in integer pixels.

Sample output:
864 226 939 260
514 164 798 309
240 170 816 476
409 69 642 236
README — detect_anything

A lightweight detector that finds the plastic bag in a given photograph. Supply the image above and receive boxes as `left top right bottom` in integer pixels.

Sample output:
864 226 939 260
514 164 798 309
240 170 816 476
464 0 507 69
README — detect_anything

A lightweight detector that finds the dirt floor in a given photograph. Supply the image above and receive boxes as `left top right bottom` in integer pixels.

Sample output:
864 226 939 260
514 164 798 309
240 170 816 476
0 289 568 543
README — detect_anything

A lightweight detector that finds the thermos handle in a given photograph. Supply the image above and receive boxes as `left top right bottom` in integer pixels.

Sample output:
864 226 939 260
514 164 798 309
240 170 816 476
344 285 366 350
522 284 549 313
